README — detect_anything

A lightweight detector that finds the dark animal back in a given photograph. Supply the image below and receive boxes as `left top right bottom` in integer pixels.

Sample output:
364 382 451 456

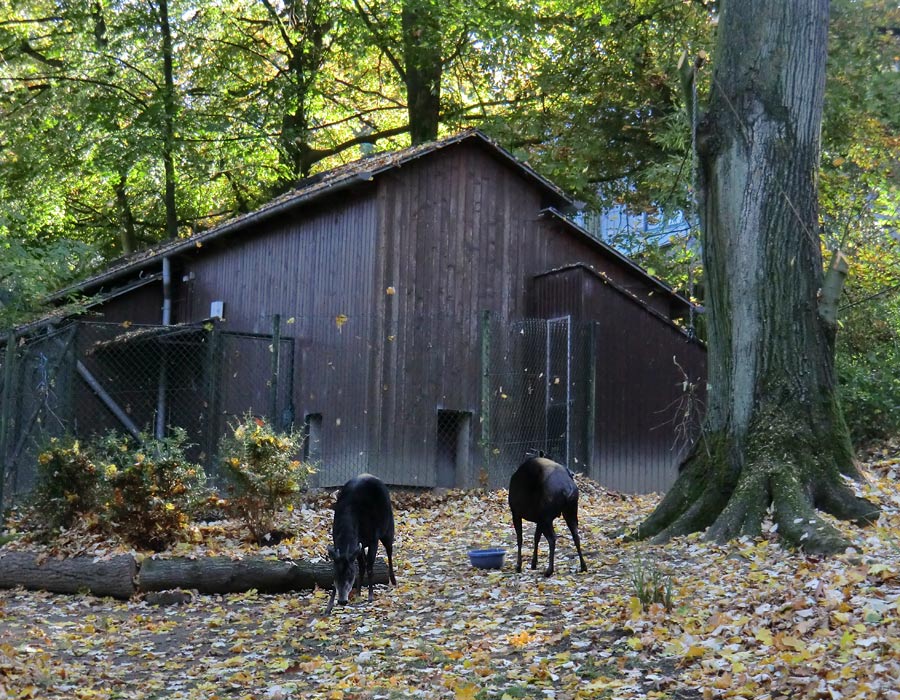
335 474 395 541
508 457 577 518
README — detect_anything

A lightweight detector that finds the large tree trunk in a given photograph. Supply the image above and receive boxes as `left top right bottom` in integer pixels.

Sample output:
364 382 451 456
157 0 178 240
402 0 442 145
269 0 332 181
635 0 879 553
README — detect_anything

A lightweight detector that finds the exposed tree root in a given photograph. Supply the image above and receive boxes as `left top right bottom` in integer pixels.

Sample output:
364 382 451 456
703 471 770 543
771 471 851 555
815 481 880 526
632 420 882 555
625 446 709 541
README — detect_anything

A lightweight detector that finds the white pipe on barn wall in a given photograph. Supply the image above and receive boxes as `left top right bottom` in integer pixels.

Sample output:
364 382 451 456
155 257 173 439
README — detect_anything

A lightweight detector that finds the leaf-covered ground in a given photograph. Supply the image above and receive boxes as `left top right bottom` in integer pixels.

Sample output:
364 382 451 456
2 446 900 700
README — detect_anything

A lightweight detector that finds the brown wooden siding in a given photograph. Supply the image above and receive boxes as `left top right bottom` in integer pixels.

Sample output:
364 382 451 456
528 265 706 492
585 278 706 493
172 193 379 486
92 282 164 325
77 138 704 492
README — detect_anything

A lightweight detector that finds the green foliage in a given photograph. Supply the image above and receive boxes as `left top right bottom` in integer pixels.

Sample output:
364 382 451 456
629 557 673 611
94 428 206 551
837 295 900 445
31 436 100 531
219 413 315 543
0 238 97 328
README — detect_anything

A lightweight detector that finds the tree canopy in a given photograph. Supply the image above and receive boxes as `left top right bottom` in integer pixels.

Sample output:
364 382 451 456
0 0 897 327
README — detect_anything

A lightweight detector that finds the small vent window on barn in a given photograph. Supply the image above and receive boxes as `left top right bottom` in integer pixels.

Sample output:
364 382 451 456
304 413 323 463
436 409 471 488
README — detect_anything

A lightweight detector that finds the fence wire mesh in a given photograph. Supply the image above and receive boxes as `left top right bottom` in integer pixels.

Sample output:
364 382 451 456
0 313 703 507
0 321 293 505
480 317 594 488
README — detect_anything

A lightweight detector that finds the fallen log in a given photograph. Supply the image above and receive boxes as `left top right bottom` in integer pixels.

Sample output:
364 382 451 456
138 556 389 594
0 551 136 600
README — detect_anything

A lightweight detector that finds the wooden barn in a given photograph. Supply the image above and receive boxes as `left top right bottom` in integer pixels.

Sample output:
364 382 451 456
28 130 706 493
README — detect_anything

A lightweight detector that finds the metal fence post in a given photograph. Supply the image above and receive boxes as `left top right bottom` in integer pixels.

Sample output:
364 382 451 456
269 314 281 424
0 332 18 510
479 310 492 485
586 321 598 480
204 322 222 482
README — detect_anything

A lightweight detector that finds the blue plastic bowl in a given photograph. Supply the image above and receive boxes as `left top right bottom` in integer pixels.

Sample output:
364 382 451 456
468 547 506 570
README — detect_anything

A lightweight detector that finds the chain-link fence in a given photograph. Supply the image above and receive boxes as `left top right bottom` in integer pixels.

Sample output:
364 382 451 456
0 321 293 507
0 313 704 507
480 317 595 487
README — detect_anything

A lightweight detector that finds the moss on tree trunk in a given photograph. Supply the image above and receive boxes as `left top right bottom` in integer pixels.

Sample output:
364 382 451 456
634 0 880 554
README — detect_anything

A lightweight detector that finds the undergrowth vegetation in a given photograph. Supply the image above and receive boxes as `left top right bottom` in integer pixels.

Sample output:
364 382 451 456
93 428 206 551
220 413 316 543
836 295 900 445
27 417 314 551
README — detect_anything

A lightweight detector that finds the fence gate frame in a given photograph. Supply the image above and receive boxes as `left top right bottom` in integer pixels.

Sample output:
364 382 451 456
544 315 572 468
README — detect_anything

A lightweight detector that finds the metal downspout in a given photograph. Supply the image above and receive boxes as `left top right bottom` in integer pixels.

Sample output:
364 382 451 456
155 257 173 439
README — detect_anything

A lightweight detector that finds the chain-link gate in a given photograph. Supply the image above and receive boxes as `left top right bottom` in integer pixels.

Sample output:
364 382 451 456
0 321 293 507
480 315 595 487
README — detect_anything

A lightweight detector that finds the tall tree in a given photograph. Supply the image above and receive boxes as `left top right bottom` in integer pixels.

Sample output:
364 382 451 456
634 0 880 553
156 0 179 239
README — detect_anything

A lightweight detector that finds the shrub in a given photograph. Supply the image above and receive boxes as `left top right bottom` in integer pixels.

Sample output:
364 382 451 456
31 436 100 531
836 296 900 445
219 413 315 543
94 428 206 551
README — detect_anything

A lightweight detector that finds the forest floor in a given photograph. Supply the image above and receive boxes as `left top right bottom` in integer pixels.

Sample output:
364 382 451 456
1 443 900 700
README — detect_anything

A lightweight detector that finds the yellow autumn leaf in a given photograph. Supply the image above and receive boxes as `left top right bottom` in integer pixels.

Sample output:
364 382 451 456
778 635 806 652
713 672 733 689
628 596 643 619
754 628 773 645
683 644 704 659
508 630 534 647
455 685 478 700
335 314 349 330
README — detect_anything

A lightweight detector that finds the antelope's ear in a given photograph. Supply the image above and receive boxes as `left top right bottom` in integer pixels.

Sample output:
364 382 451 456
327 545 337 560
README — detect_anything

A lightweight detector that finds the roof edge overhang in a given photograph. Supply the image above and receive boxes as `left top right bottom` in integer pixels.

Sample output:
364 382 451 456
538 208 695 311
13 272 163 337
533 262 703 343
51 130 572 300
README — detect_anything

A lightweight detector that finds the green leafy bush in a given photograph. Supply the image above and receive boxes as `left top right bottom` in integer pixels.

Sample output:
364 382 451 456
219 414 315 543
837 297 900 445
31 436 100 531
94 428 206 551
837 344 900 445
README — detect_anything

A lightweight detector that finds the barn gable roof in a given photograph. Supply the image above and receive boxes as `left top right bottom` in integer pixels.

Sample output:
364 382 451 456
52 130 570 300
46 129 692 319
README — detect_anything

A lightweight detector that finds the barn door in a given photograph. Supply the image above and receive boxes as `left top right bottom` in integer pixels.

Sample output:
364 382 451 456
545 316 571 467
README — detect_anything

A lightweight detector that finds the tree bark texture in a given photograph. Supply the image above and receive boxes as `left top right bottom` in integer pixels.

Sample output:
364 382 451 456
0 552 137 600
402 0 442 145
157 0 178 240
636 0 879 553
270 0 332 180
0 554 386 599
137 556 389 595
